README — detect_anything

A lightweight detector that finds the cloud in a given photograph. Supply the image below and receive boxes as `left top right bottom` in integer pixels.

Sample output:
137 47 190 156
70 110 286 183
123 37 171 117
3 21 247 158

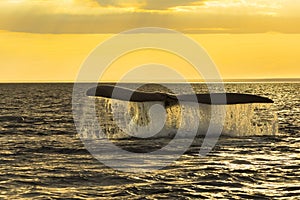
0 0 300 34
143 0 203 10
96 0 203 10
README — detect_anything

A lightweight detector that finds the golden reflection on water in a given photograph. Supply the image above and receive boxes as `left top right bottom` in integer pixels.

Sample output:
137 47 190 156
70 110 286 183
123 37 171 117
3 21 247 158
0 83 299 198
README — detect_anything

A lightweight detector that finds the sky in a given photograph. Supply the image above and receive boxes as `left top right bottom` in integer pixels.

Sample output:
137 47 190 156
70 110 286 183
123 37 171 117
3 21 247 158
0 0 300 82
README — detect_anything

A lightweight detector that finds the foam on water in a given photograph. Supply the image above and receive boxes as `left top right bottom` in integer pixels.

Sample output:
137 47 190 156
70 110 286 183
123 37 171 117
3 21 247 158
79 97 278 139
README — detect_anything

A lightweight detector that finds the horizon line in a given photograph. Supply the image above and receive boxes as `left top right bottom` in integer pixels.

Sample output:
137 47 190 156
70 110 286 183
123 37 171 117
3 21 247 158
0 78 299 84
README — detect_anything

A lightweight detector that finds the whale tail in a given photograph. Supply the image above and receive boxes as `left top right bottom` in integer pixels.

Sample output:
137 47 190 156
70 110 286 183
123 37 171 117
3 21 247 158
86 84 274 105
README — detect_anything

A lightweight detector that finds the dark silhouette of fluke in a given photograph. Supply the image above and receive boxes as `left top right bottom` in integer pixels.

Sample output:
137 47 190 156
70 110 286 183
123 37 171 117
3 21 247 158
86 84 274 105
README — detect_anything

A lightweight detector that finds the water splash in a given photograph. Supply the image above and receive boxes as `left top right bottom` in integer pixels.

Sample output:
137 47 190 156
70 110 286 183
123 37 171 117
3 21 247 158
222 103 278 136
78 97 278 140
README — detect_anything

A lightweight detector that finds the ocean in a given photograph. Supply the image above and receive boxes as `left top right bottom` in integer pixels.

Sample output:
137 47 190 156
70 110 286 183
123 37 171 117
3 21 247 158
0 83 299 199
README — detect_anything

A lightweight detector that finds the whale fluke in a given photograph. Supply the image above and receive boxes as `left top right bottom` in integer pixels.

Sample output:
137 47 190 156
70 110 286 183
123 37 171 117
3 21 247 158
177 93 274 105
86 85 167 102
86 84 274 105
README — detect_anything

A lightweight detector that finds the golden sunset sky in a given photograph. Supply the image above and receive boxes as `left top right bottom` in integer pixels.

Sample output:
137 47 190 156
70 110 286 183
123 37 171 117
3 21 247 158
0 0 300 82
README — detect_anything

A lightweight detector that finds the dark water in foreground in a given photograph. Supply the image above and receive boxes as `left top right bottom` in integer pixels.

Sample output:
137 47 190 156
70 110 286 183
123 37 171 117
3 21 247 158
0 83 299 199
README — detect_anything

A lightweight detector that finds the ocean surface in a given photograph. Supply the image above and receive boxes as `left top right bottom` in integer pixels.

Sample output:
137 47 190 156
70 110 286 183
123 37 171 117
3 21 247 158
0 83 299 199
